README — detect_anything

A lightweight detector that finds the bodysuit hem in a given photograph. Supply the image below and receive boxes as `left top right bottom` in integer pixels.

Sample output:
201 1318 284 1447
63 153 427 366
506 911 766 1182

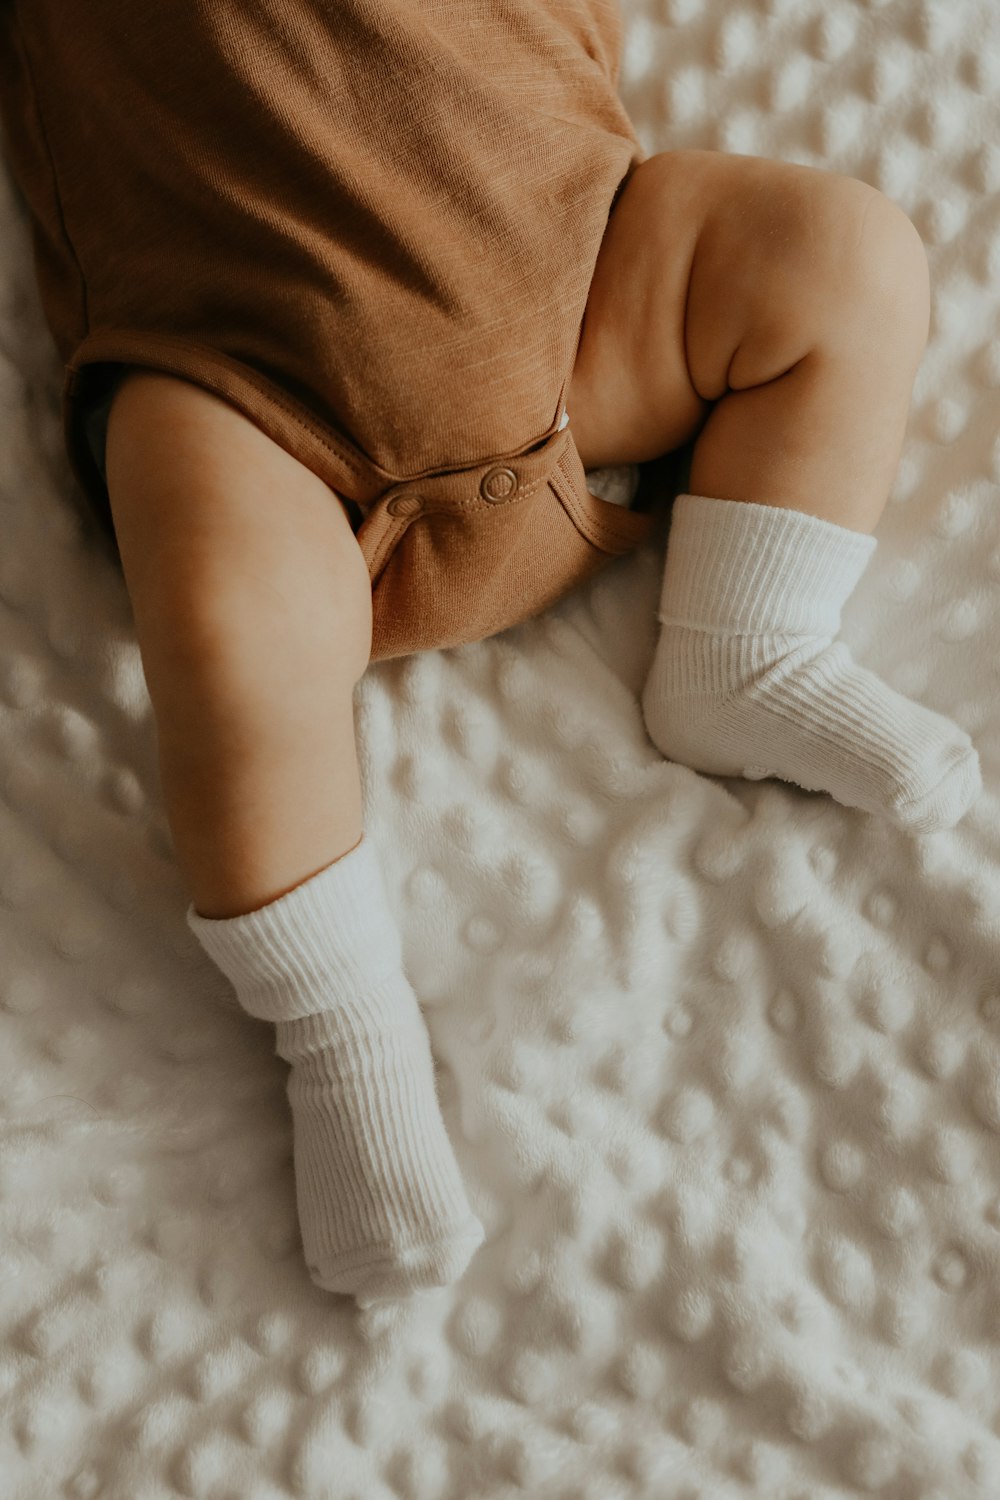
67 330 401 502
63 328 572 555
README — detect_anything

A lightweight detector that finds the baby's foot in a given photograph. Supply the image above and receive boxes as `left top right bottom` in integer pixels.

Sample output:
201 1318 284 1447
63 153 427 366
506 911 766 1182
641 626 981 832
276 995 485 1307
640 493 982 834
187 835 484 1307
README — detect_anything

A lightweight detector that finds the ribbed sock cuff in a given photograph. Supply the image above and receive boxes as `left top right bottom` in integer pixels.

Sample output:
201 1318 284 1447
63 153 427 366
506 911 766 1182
186 834 404 1024
659 494 878 637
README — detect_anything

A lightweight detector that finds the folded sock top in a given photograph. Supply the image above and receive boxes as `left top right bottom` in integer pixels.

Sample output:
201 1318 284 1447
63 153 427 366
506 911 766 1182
660 494 878 639
186 835 404 1024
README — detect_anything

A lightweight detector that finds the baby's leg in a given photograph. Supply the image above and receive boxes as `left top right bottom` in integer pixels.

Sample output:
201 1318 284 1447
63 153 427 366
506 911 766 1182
570 150 980 830
105 371 483 1302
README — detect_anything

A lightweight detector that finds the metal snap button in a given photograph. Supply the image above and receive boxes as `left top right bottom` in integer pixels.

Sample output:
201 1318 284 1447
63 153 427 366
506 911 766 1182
480 466 518 503
386 492 424 518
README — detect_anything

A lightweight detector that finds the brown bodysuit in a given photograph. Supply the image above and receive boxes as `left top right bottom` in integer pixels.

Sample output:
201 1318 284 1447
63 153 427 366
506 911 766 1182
0 0 659 659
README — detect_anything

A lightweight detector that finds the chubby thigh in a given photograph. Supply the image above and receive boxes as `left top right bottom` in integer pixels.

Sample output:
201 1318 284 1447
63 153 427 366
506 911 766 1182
566 147 894 473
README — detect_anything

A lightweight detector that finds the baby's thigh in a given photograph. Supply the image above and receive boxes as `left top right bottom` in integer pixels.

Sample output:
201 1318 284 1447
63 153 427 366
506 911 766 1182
105 369 371 673
567 148 881 471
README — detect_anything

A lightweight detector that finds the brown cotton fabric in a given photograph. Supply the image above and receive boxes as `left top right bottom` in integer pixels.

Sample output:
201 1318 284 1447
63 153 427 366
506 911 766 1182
0 0 659 660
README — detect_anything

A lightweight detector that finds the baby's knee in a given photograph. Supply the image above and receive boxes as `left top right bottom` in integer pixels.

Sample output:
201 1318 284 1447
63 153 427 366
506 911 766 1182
804 174 930 353
855 190 930 351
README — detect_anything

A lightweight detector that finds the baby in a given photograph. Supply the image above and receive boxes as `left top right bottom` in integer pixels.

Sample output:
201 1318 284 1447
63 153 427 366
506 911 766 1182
0 0 981 1307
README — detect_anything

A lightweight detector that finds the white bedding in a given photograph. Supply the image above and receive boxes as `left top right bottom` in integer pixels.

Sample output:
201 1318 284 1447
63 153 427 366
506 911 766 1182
2 1 1000 1496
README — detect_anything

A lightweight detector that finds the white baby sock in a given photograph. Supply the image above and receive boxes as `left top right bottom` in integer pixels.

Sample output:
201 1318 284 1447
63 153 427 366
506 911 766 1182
186 835 485 1306
640 494 982 832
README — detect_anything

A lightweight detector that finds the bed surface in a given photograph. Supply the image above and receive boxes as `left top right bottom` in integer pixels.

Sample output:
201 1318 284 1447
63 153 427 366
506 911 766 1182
2 1 1000 1496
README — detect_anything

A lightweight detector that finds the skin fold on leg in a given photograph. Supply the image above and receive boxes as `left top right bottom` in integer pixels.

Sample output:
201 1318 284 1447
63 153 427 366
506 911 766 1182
567 147 932 535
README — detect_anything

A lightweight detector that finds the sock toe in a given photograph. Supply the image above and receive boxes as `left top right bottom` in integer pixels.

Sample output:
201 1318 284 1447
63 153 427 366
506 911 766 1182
315 1214 486 1304
888 741 983 833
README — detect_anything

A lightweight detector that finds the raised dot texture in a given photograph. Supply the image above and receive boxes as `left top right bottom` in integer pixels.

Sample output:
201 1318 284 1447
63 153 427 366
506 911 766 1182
932 1246 971 1291
820 1139 865 1193
659 1086 715 1144
1 1 999 1495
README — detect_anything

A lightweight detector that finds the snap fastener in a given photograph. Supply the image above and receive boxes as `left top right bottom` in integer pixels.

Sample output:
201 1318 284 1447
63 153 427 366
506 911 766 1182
386 492 424 518
480 466 518 503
